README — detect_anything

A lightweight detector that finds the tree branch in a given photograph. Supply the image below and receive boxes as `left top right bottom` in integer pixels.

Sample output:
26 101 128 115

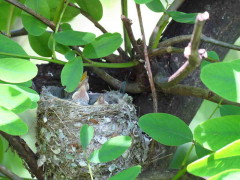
149 46 184 57
155 12 209 88
0 164 23 180
0 131 44 180
10 28 28 37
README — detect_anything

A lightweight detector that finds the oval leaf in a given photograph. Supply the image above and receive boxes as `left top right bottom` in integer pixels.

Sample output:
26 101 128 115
0 84 31 113
135 0 153 4
89 136 132 163
208 169 240 180
0 106 28 135
187 140 240 177
194 115 240 151
146 0 165 12
109 165 142 180
75 0 103 21
61 56 83 92
139 113 193 146
167 11 197 24
80 124 94 150
0 34 28 59
200 61 240 103
21 0 50 36
29 32 52 57
54 30 96 46
83 33 123 59
220 105 240 116
0 58 38 83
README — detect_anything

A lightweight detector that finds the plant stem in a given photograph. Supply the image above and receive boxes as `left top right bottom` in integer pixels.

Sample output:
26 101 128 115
84 150 94 180
6 5 15 36
0 52 139 68
172 142 195 180
208 98 223 119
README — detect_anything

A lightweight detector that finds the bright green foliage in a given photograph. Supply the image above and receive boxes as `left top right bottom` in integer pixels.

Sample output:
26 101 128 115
194 115 240 151
28 32 52 57
80 124 94 150
220 105 240 116
61 56 83 92
75 0 103 21
201 60 240 103
207 51 220 61
146 0 165 12
194 143 212 159
65 51 76 61
0 58 38 83
135 0 153 4
0 106 28 135
208 169 240 180
89 136 132 163
167 11 197 24
109 165 142 180
48 35 70 54
0 34 28 59
21 0 50 36
54 30 96 46
187 139 240 177
139 113 193 146
0 80 32 87
83 33 123 59
0 84 31 113
61 23 73 31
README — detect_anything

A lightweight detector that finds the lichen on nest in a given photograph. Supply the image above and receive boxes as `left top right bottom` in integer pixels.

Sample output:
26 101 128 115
36 86 150 180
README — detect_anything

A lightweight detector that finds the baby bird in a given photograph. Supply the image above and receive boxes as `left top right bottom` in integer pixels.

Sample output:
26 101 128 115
72 76 89 105
94 94 108 105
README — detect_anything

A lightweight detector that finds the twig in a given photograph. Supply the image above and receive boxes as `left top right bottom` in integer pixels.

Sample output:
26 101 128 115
0 131 44 180
0 164 23 180
155 12 209 88
3 0 56 31
149 46 184 57
121 15 142 58
149 0 185 48
136 4 158 112
161 84 240 107
10 28 28 37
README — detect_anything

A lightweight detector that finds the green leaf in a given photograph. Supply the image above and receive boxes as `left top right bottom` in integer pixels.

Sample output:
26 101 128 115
220 105 240 116
21 0 50 36
75 0 103 21
0 34 28 59
0 58 38 83
109 165 142 180
139 113 193 146
208 169 240 180
0 84 31 113
135 0 153 4
207 51 220 61
62 5 80 22
89 136 132 163
200 60 240 103
167 11 197 24
61 23 73 31
194 115 240 151
54 30 96 46
65 51 76 61
28 32 52 57
0 80 32 87
48 35 70 55
80 124 94 150
0 106 28 135
146 0 165 12
83 33 123 59
195 143 213 159
187 139 240 177
61 56 83 92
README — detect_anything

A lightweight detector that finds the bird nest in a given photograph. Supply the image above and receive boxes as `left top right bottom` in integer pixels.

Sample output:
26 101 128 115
36 86 150 179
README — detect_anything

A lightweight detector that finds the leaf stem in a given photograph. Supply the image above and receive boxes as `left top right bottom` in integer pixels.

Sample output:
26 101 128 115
6 5 15 36
84 150 94 180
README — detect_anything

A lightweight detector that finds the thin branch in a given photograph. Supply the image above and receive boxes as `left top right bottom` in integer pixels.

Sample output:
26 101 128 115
0 165 23 180
0 131 44 180
121 15 142 58
149 46 184 57
149 0 185 48
155 12 209 88
10 28 28 37
158 34 240 51
136 4 158 112
3 0 56 31
161 84 240 107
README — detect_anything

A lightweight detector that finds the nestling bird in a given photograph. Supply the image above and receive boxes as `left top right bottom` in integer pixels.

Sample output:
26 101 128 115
72 75 89 105
94 94 108 105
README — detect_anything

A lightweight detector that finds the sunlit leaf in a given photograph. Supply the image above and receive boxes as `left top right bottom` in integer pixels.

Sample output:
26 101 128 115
135 0 153 4
61 56 83 92
109 165 142 180
139 113 193 146
167 11 197 24
146 0 165 12
187 140 240 177
89 136 132 163
0 58 38 83
80 124 94 150
0 106 28 135
208 169 240 180
83 33 123 59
